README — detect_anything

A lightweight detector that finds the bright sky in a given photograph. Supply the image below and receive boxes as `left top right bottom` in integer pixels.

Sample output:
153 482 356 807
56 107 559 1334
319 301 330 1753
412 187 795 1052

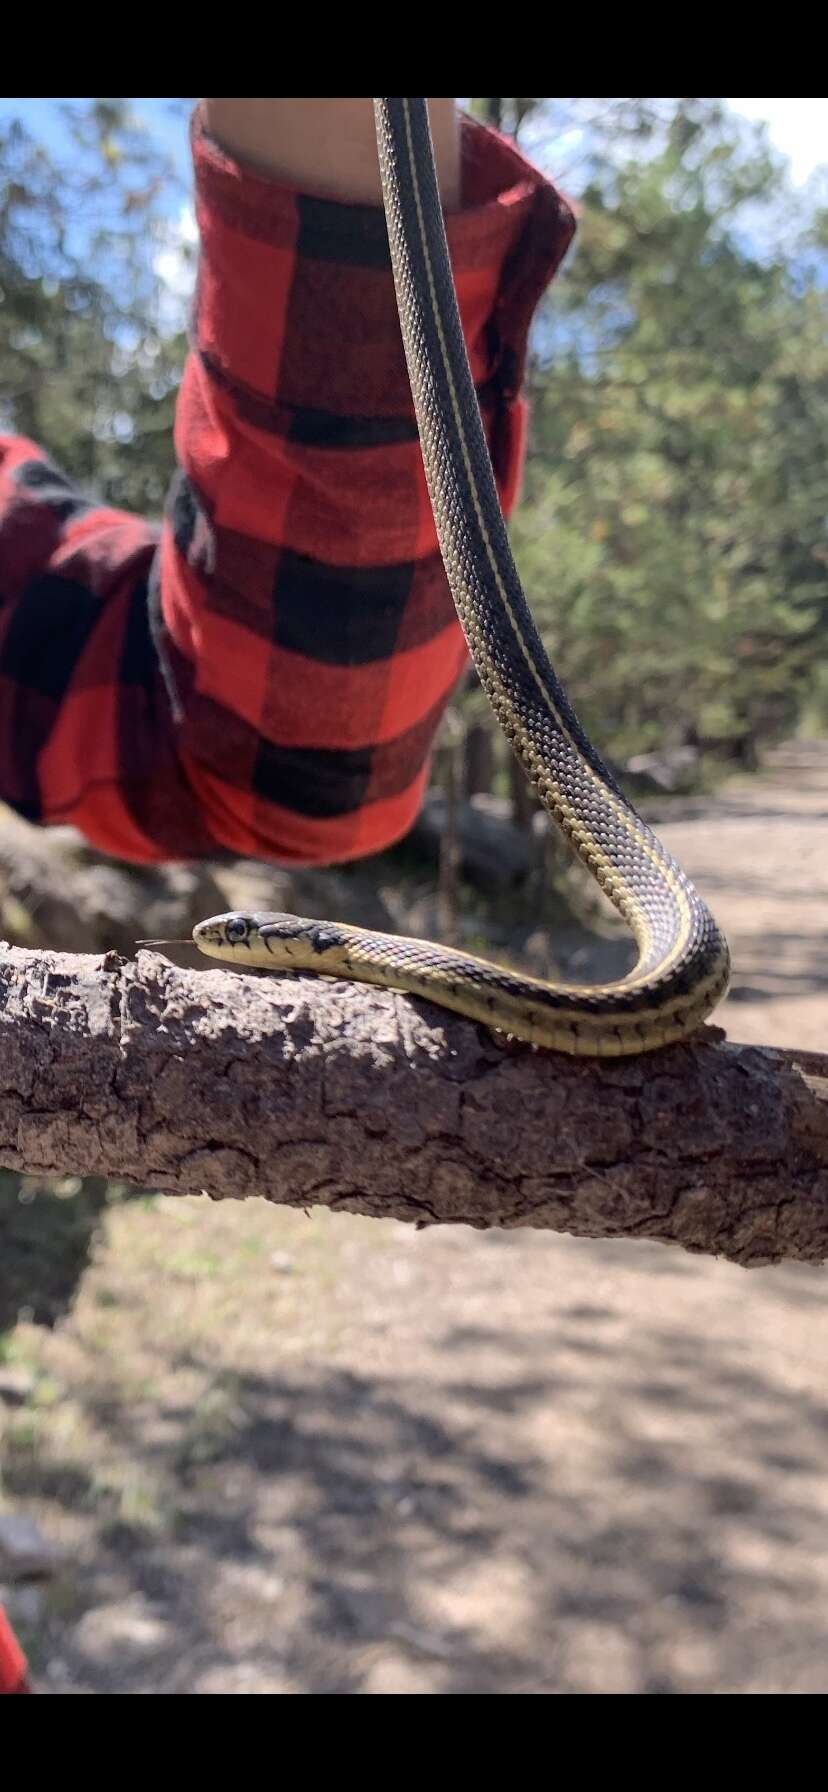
728 97 826 185
2 97 824 186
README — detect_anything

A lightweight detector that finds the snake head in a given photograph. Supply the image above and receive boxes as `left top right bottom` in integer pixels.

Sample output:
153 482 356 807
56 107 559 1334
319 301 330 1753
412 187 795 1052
192 911 325 965
192 912 254 953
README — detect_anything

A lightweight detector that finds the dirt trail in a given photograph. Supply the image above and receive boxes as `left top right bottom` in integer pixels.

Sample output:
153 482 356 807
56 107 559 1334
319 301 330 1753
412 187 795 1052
2 744 827 1694
653 740 828 1053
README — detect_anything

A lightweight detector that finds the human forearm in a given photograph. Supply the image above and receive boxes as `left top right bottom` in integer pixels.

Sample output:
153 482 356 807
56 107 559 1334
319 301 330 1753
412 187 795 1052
203 98 461 209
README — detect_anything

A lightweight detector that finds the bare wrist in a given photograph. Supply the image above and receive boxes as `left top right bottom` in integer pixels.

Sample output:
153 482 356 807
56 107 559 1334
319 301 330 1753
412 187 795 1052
203 98 461 210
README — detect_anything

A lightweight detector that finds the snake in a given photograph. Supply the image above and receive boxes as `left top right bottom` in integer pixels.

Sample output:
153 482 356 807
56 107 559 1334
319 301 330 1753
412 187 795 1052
145 97 730 1058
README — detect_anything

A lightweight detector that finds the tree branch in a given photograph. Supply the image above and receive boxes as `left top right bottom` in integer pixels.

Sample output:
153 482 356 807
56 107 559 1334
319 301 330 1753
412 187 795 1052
1 943 826 1268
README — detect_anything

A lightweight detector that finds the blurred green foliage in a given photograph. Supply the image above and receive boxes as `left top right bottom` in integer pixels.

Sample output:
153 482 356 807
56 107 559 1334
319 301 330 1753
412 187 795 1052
475 97 828 763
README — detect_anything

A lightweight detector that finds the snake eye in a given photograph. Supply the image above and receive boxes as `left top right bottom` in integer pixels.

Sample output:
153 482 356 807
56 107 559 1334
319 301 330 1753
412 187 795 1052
224 915 249 945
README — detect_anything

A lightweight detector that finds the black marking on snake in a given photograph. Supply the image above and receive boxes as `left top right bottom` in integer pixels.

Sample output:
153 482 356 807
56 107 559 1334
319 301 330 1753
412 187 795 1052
311 927 341 954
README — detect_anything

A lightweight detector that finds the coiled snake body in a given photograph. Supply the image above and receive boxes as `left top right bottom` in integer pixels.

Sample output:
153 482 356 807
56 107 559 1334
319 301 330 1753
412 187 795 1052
183 99 731 1057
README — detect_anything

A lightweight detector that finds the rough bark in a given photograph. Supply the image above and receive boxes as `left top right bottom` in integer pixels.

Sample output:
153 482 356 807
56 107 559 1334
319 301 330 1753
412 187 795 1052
0 943 826 1269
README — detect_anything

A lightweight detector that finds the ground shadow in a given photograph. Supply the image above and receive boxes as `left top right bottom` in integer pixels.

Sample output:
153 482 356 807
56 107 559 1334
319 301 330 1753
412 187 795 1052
16 1289 828 1694
0 1175 152 1334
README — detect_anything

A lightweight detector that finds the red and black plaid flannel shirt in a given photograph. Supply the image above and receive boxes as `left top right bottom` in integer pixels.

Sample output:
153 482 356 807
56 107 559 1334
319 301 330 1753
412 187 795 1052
0 109 574 866
0 1602 29 1694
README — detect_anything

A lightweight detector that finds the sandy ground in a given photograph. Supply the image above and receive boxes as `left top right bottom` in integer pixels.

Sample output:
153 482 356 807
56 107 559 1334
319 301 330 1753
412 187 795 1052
1 741 827 1694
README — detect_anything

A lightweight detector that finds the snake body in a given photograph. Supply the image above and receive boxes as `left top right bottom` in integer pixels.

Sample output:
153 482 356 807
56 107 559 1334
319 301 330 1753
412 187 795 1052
189 98 730 1058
